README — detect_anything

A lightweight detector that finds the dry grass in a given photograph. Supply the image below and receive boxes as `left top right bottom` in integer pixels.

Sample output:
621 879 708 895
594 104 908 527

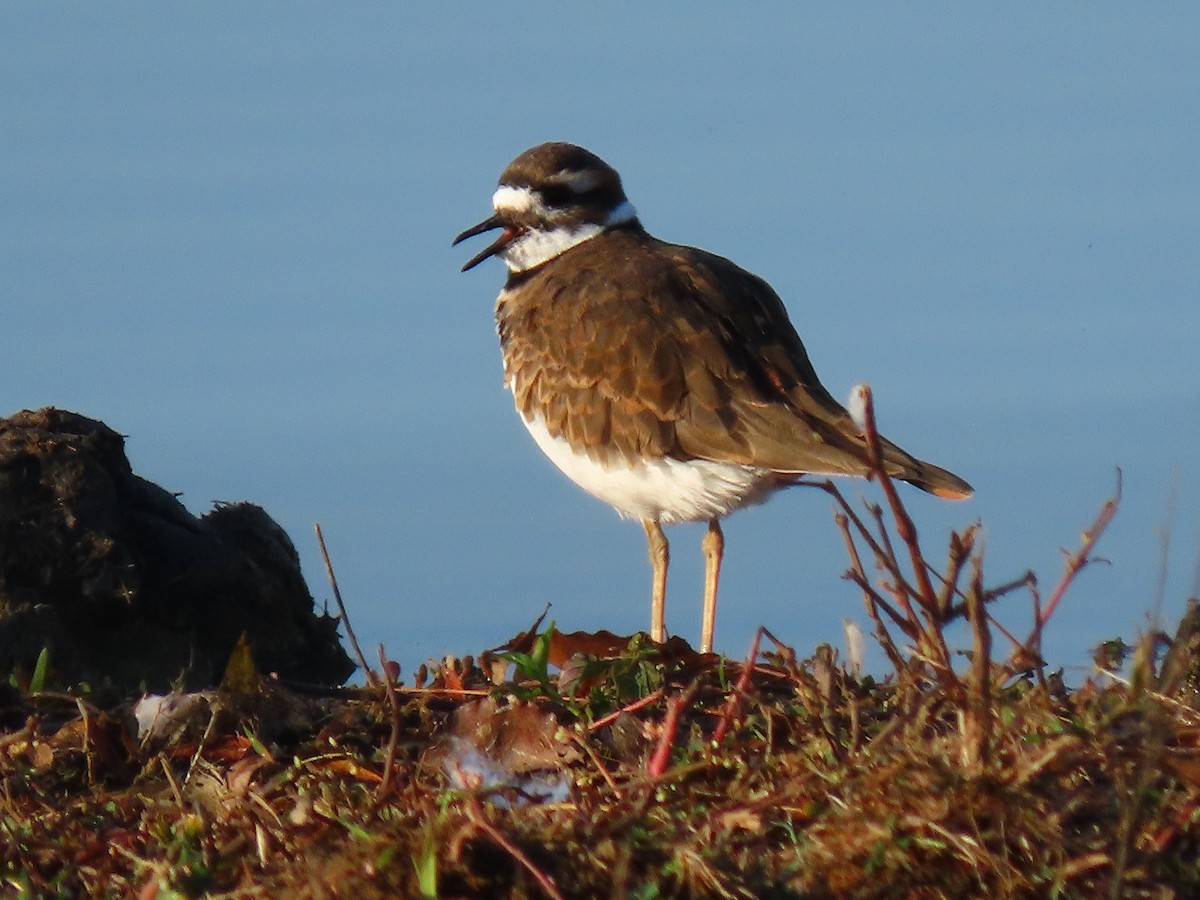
3 393 1199 898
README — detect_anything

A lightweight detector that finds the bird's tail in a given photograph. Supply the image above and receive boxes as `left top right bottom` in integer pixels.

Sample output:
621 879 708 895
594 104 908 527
882 441 973 500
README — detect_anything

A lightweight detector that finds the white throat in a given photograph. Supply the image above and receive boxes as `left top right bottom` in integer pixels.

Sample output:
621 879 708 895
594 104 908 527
500 223 604 273
491 185 638 273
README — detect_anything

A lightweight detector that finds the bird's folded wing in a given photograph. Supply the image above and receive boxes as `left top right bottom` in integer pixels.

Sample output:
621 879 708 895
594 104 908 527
499 230 970 497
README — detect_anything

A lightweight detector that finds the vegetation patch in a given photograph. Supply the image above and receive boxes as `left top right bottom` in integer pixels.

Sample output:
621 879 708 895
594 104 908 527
3 403 1198 898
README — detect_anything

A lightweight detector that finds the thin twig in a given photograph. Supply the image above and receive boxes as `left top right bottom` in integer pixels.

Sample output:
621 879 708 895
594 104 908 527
159 755 186 808
832 510 915 667
1039 472 1121 626
569 730 620 793
1017 472 1121 666
182 705 218 791
587 689 665 732
373 643 403 806
982 571 1038 606
858 387 958 679
858 386 939 613
935 526 976 617
842 567 911 634
467 799 565 900
867 502 905 589
713 628 764 745
314 522 377 687
804 478 919 627
963 553 992 769
647 680 701 778
74 698 95 787
944 569 1039 663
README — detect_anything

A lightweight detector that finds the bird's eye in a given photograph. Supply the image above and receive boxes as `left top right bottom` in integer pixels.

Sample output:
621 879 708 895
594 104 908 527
540 184 572 207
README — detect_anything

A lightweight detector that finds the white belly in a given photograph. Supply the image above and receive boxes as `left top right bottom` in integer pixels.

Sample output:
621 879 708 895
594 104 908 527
520 411 779 524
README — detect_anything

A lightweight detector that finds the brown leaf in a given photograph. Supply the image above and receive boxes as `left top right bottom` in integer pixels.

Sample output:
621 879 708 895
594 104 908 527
546 630 631 667
492 607 552 656
1163 745 1200 790
323 757 383 783
206 734 253 764
718 809 764 834
439 664 466 693
51 711 138 780
30 740 55 770
227 755 271 797
495 619 706 670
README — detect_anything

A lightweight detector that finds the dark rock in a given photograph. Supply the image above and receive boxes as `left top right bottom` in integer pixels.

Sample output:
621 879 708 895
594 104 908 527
0 408 354 693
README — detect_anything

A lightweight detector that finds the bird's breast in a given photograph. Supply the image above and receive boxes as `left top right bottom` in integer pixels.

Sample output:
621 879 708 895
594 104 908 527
517 407 778 523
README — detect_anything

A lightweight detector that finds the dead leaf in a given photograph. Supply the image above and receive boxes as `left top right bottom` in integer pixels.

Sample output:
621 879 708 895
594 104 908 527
51 711 138 781
227 755 271 797
206 734 253 764
1163 745 1200 790
323 758 383 783
30 740 54 770
492 607 552 657
718 809 764 834
494 619 706 670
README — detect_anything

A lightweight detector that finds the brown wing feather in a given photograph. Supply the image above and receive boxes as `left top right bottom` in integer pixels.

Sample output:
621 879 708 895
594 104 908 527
501 242 683 463
497 226 972 498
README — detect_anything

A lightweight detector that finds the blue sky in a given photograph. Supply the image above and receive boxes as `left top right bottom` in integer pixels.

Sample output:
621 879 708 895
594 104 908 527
3 6 1198 679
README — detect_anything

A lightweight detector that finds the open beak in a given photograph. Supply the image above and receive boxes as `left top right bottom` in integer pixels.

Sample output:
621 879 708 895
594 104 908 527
453 214 518 272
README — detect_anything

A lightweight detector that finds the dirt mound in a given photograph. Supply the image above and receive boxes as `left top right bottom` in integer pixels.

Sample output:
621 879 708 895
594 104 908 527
0 407 353 692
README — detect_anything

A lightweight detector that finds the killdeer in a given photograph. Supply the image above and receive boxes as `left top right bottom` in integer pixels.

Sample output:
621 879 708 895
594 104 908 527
454 142 971 654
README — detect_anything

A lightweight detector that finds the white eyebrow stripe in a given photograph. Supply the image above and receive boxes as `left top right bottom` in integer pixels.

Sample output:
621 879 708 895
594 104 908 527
557 168 600 193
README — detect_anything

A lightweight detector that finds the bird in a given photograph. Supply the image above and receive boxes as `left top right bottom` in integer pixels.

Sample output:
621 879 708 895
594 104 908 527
454 142 972 654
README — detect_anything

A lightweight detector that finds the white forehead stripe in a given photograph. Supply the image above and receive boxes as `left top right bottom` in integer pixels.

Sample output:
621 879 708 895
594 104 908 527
492 185 546 216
